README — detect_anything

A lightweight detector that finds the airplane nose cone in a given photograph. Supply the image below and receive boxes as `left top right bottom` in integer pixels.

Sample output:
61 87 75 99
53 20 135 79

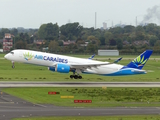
4 54 8 59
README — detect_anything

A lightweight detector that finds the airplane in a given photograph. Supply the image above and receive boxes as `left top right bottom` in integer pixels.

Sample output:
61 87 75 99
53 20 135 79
4 49 152 79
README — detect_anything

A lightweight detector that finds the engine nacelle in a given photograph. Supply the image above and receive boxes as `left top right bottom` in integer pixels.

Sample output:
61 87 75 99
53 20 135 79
55 63 70 73
48 67 55 72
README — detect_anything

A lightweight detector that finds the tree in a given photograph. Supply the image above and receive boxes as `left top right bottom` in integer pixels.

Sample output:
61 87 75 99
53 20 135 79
38 24 47 39
10 28 18 36
0 43 2 48
60 22 83 40
58 40 63 46
0 28 10 38
109 39 116 46
15 41 27 49
45 23 59 40
116 38 123 50
49 40 59 53
104 32 113 45
149 35 158 46
86 43 97 53
99 36 106 45
87 35 100 45
38 23 59 40
124 25 135 33
135 32 145 40
136 26 144 32
109 27 124 34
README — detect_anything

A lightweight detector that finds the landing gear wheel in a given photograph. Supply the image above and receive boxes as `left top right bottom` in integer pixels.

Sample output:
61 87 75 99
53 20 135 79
74 75 78 79
78 76 82 79
70 75 74 79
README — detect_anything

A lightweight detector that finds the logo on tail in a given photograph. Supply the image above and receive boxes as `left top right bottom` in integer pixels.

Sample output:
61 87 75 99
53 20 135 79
132 55 148 67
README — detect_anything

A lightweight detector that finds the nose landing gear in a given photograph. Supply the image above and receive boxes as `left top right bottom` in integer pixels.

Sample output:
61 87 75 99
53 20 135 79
12 61 15 68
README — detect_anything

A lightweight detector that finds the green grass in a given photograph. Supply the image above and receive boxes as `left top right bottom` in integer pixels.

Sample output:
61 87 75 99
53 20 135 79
3 87 160 107
12 115 160 120
0 58 160 82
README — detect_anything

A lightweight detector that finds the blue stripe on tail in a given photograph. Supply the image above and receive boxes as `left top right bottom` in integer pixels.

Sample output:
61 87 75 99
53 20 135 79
126 50 153 70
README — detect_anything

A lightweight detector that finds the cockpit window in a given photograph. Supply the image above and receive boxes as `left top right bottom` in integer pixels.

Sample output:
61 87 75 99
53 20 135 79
10 52 14 55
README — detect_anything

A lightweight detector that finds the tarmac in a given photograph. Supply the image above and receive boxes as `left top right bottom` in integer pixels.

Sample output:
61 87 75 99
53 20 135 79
1 81 160 87
1 91 160 120
1 82 160 119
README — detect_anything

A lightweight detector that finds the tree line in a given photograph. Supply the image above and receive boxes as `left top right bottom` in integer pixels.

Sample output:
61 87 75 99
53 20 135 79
0 22 160 54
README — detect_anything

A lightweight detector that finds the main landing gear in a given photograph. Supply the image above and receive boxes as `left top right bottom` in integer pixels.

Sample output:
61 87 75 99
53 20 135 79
70 75 82 79
69 69 82 79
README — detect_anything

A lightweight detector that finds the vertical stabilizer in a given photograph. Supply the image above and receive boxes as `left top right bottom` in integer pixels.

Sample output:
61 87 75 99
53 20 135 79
126 50 153 69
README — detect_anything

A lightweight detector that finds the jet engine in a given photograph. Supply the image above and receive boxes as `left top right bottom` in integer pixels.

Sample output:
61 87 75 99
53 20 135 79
55 63 70 73
48 67 55 72
48 63 70 73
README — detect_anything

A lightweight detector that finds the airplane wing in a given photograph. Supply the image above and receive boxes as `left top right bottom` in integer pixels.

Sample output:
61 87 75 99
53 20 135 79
69 62 112 69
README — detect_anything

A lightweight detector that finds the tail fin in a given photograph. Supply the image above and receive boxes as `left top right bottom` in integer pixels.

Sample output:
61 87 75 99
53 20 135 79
126 50 153 69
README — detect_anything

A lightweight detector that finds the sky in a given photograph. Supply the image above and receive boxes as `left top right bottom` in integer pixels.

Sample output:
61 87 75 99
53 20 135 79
0 0 160 29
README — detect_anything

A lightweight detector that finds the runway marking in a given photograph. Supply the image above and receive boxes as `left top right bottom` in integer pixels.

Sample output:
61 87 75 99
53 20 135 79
74 107 84 108
0 105 33 109
100 113 115 115
0 102 14 104
130 107 138 108
33 103 47 107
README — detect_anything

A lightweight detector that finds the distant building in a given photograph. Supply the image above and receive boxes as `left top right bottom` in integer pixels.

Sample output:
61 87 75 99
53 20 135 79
62 40 75 46
42 47 48 51
133 40 149 46
3 33 13 52
80 42 89 47
103 22 107 30
98 50 119 56
34 40 45 46
0 49 3 52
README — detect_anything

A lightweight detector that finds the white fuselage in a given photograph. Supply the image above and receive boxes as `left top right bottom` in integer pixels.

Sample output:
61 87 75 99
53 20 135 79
4 49 145 76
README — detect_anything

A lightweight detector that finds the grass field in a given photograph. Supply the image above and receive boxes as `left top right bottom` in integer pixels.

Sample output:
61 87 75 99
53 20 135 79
1 53 160 119
12 115 160 120
3 87 160 107
0 53 160 82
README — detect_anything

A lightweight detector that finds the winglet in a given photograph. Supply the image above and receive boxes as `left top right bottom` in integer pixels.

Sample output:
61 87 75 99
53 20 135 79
88 54 95 60
126 50 153 70
113 57 123 63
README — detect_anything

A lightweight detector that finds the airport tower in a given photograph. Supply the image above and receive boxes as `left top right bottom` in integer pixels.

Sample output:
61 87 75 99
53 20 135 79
3 33 13 52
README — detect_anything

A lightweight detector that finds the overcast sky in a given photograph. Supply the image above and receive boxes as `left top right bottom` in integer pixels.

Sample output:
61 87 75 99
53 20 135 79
0 0 160 28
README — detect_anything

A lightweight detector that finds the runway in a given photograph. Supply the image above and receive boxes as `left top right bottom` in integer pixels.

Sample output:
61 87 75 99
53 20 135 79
1 81 160 87
1 91 160 120
1 82 160 119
